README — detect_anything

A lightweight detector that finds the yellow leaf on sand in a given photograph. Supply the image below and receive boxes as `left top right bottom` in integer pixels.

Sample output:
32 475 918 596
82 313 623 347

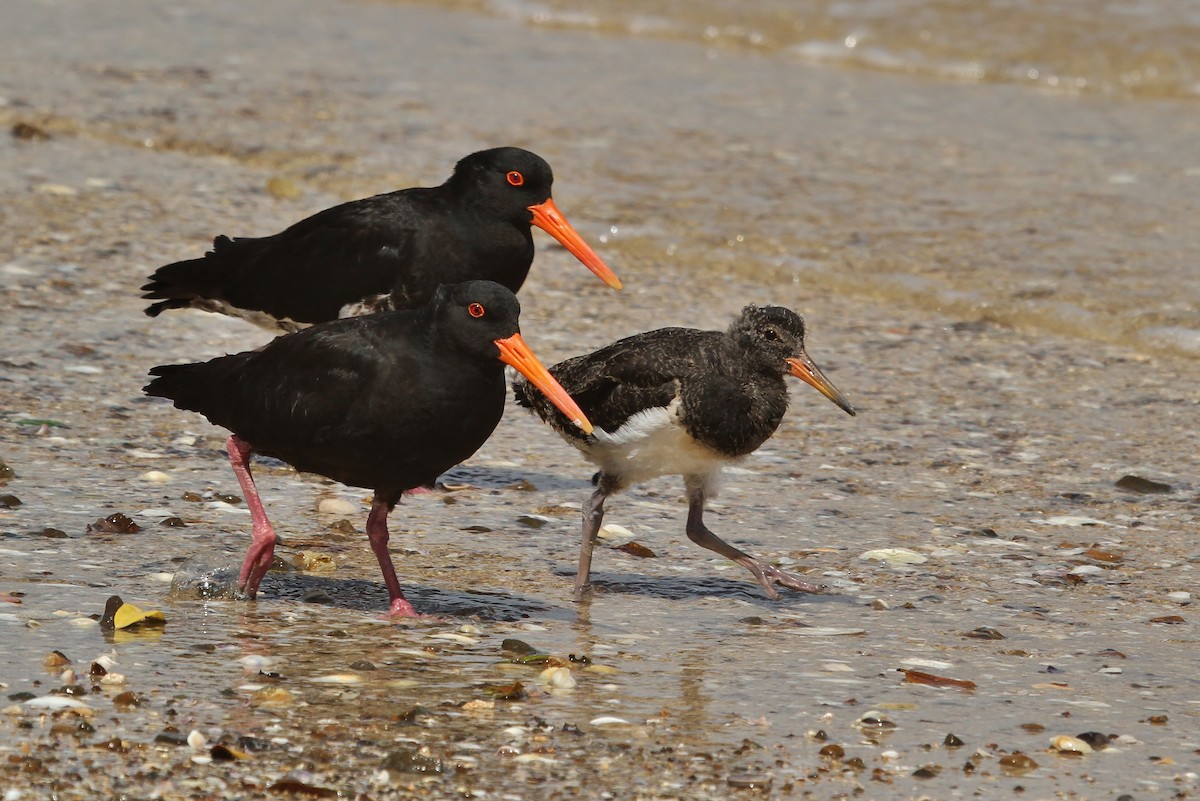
113 602 166 630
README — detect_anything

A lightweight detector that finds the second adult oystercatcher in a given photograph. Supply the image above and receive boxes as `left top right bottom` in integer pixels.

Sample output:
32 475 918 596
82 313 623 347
142 147 622 332
515 304 855 600
145 281 592 616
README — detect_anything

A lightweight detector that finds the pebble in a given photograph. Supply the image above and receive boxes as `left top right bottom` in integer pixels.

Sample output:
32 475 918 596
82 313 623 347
187 730 207 750
1050 735 1093 754
589 716 631 726
317 497 357 515
514 753 558 764
238 655 277 672
36 183 78 196
1166 591 1191 603
899 658 954 670
140 471 171 483
310 674 363 685
598 523 633 540
859 548 927 566
538 667 576 689
1040 515 1115 527
23 696 89 710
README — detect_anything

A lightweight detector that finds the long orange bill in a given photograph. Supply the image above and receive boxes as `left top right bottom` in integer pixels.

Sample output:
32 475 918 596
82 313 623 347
786 354 856 416
495 333 594 434
528 198 623 291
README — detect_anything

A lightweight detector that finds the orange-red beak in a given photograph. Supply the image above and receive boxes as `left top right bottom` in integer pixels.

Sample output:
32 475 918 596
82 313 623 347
528 198 623 291
786 354 856 416
495 333 594 434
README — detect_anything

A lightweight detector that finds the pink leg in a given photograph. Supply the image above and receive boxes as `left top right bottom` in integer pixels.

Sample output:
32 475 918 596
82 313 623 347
226 435 278 599
366 494 420 617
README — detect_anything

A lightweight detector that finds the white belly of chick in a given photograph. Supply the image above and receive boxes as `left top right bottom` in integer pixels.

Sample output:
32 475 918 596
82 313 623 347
585 401 731 487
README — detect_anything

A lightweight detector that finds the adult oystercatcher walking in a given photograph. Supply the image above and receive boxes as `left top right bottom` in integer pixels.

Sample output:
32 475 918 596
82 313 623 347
145 281 592 616
515 304 855 600
142 147 622 332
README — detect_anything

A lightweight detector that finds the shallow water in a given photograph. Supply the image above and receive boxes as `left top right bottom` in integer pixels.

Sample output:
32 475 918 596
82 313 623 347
2 0 1200 797
401 0 1200 100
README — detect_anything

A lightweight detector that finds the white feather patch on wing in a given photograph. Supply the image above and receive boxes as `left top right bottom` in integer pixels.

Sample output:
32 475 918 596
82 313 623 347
188 299 307 334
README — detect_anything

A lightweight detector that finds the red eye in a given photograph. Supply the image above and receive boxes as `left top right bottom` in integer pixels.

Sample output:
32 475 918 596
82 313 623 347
506 171 524 187
468 303 485 318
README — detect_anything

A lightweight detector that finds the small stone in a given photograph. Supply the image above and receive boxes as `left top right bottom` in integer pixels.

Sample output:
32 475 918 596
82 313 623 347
154 730 188 746
317 497 357 516
726 773 771 791
1050 735 1093 754
291 551 336 575
0 494 20 509
1114 474 1172 494
381 747 443 775
859 548 927 566
36 183 77 196
597 523 633 540
998 752 1038 775
265 176 302 200
86 513 141 534
140 471 171 483
1076 732 1109 750
516 514 553 528
819 744 845 759
589 716 631 726
962 627 1005 640
12 121 51 141
538 666 576 689
43 650 71 668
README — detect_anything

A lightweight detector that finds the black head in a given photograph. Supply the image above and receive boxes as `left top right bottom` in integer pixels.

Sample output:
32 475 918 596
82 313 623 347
446 147 623 291
430 280 523 359
729 305 808 371
429 280 595 434
448 147 555 221
730 305 856 416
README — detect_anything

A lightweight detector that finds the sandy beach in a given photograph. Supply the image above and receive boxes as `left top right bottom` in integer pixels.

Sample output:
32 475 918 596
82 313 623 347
2 1 1198 797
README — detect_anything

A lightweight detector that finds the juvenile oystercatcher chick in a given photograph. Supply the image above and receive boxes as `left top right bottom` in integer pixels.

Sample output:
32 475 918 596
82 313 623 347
142 147 621 332
146 281 592 616
515 304 855 600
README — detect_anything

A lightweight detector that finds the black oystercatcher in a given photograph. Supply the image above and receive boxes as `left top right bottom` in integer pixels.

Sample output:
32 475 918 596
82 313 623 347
146 281 592 616
515 305 855 600
142 147 622 332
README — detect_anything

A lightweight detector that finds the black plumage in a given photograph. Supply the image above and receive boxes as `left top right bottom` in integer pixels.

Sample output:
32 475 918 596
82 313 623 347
142 147 621 332
515 304 855 600
146 280 591 616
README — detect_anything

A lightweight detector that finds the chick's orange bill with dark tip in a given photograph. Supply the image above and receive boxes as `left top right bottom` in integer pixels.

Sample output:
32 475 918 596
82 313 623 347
494 333 595 434
528 198 623 291
786 355 856 416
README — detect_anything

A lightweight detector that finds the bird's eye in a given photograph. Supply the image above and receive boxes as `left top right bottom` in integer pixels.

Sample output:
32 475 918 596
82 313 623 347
764 328 780 341
506 171 525 187
468 303 486 318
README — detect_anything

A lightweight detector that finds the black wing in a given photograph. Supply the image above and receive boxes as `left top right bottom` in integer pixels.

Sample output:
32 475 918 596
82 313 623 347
146 315 403 455
142 191 432 324
516 327 722 439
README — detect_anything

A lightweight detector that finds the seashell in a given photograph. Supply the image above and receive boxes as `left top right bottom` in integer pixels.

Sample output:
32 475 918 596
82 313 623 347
1049 735 1093 754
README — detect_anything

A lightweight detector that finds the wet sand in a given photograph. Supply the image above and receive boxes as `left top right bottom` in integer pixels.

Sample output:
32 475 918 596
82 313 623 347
2 1 1199 798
